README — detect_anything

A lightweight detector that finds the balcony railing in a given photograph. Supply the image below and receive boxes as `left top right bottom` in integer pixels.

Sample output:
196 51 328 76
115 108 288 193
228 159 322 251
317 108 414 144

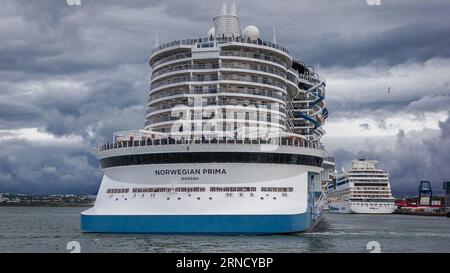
221 63 286 78
152 52 192 68
99 136 322 152
146 101 287 115
220 74 286 89
152 37 291 56
150 75 286 91
145 115 286 126
152 63 219 78
220 50 287 67
149 87 286 102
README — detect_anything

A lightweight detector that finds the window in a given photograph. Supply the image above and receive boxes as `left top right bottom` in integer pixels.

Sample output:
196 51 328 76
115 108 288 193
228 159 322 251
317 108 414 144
208 86 217 93
194 86 203 94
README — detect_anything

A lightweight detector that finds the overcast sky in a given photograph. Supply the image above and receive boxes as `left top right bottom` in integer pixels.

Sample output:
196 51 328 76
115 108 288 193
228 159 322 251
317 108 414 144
0 0 449 195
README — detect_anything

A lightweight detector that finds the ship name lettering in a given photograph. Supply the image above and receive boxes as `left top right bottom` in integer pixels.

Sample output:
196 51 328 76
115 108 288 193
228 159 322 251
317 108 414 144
155 168 226 176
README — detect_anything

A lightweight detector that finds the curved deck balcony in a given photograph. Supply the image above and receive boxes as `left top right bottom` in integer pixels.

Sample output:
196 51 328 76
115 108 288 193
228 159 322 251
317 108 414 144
151 52 192 68
148 87 286 105
146 102 288 117
152 63 219 79
145 116 287 130
220 50 287 68
150 75 287 96
152 64 287 87
151 37 291 59
99 136 324 153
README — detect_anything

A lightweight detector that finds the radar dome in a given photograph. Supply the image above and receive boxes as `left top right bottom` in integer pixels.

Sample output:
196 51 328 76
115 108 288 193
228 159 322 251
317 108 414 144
243 25 260 40
207 27 215 37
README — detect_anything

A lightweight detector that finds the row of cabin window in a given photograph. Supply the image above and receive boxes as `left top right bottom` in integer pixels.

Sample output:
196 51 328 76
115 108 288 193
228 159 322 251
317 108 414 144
210 187 257 192
106 188 129 194
132 187 206 193
107 187 293 194
261 187 294 192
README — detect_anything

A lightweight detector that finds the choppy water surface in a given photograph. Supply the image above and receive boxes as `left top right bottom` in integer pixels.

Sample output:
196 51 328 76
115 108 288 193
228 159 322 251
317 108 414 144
0 207 449 252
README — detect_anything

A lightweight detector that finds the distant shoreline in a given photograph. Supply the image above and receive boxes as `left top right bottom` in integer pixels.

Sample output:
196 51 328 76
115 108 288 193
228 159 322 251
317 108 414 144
0 203 93 207
394 209 446 217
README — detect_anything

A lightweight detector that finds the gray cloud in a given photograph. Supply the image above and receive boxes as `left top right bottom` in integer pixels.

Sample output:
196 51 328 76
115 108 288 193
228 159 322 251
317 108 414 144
0 138 100 194
325 118 450 195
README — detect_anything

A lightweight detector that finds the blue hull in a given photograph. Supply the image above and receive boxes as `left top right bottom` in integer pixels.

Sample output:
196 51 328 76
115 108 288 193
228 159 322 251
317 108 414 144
81 213 311 235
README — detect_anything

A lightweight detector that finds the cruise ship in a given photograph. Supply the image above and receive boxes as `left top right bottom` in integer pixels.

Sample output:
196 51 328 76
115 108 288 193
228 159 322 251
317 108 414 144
81 4 332 234
327 159 395 214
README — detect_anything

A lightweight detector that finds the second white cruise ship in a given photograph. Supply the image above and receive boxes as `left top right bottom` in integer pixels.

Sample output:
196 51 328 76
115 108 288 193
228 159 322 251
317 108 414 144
81 4 332 234
327 159 396 214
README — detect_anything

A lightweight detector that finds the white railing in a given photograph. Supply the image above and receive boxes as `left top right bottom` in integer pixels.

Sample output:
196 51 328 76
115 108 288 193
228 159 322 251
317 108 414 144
99 137 323 152
152 37 291 56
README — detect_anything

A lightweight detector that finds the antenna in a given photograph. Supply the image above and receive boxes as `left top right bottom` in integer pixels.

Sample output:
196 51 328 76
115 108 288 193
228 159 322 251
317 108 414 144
230 2 236 15
272 26 277 44
154 32 159 48
221 3 227 15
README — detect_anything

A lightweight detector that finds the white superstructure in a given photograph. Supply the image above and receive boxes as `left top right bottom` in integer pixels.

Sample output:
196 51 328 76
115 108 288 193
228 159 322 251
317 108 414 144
81 4 330 234
327 159 395 214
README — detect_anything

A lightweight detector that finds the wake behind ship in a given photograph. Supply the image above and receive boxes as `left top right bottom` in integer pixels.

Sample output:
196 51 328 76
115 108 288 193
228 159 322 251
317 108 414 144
81 4 332 234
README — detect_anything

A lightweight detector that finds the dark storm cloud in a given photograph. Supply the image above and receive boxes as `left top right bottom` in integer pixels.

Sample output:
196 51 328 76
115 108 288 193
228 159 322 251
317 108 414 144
301 22 450 68
0 101 40 128
327 93 450 122
2 0 449 74
0 138 100 194
1 0 450 194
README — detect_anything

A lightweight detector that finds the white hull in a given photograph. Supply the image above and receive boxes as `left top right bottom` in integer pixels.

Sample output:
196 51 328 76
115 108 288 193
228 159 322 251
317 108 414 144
81 144 326 234
83 163 315 216
349 203 396 214
328 200 395 214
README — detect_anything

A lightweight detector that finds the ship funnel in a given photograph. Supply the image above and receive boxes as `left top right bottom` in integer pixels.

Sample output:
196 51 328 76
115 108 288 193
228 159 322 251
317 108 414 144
213 3 242 37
